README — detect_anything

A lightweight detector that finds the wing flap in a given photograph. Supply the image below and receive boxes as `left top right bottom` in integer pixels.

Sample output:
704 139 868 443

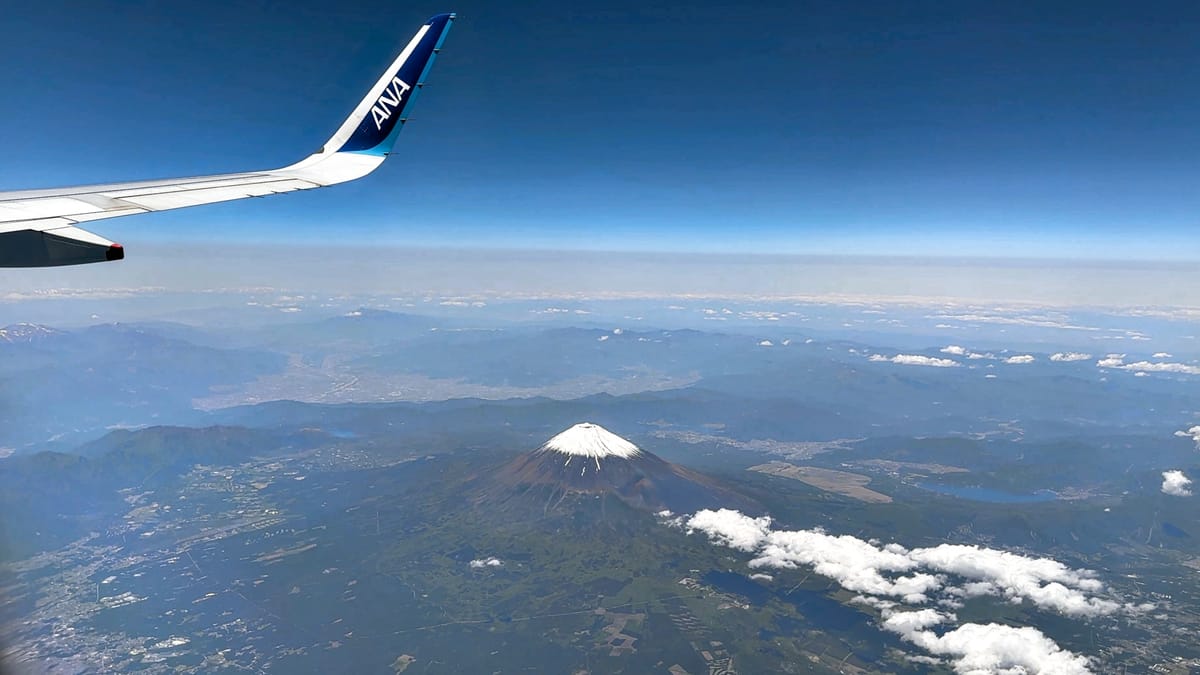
119 179 316 210
0 197 106 221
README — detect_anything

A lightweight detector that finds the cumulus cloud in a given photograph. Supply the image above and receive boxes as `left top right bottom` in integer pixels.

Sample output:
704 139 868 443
1162 470 1193 497
908 544 1117 617
1050 352 1091 362
469 557 504 569
751 528 939 603
936 345 994 360
1004 355 1035 365
1097 355 1200 376
685 510 1118 618
881 609 1093 675
759 340 774 347
685 509 772 552
1175 426 1200 449
1122 361 1200 375
1153 352 1172 358
683 509 1118 672
869 354 960 368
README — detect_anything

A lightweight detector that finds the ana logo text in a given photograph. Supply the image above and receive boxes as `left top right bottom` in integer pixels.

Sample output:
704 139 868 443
370 76 412 130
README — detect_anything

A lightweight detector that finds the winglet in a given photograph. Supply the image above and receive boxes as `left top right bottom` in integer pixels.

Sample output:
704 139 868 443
322 13 455 157
279 13 455 185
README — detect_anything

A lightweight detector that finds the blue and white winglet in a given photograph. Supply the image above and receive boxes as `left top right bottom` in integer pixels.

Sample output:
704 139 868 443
0 13 455 267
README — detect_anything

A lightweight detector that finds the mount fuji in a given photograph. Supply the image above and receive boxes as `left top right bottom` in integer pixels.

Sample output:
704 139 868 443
489 422 757 514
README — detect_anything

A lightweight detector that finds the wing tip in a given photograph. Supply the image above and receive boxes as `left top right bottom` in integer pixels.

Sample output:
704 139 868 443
106 244 124 262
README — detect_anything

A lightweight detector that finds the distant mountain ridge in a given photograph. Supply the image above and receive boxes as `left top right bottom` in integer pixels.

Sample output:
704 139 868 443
0 322 61 343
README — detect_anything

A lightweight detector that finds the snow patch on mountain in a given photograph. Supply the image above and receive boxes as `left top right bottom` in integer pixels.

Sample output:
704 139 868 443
0 323 60 343
540 423 642 459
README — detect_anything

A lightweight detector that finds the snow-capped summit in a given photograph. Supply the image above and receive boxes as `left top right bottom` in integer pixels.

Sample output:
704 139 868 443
540 423 642 459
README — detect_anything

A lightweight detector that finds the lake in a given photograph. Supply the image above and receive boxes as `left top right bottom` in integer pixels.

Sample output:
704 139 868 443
917 482 1057 503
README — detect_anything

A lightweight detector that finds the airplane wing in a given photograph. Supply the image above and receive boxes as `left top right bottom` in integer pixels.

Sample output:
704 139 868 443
0 13 456 268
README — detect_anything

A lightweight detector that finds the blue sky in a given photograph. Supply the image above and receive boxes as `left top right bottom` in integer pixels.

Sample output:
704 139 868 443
3 1 1199 259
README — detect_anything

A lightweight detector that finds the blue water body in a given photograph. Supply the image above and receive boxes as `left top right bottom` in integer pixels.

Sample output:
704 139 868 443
1162 522 1189 538
917 482 1056 503
703 571 771 605
702 572 867 636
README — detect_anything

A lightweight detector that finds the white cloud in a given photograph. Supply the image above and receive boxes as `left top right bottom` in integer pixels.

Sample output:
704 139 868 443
907 544 1117 617
685 509 772 552
1153 352 1172 358
469 557 504 569
685 509 1119 618
759 340 774 347
869 354 960 368
930 313 1100 332
1097 355 1200 376
1004 355 1035 365
1050 352 1091 362
751 528 939 603
749 573 773 582
1162 470 1193 497
938 345 995 360
1175 426 1200 449
1124 361 1200 375
682 510 1122 667
881 610 1093 675
882 607 948 634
